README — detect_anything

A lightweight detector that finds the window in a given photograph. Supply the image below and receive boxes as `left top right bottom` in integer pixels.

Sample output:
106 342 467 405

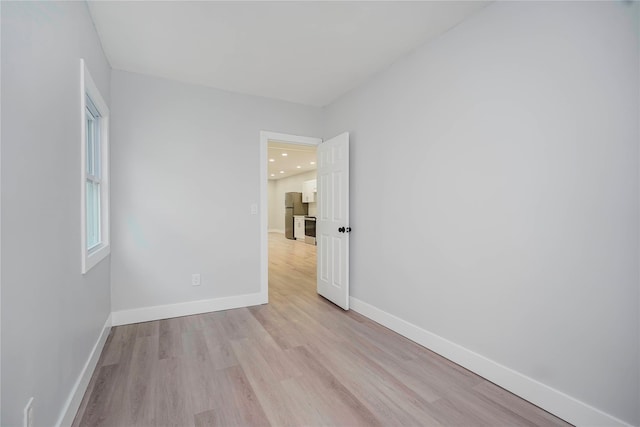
81 59 110 273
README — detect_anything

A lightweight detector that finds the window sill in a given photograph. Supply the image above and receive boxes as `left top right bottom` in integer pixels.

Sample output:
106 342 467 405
82 243 110 274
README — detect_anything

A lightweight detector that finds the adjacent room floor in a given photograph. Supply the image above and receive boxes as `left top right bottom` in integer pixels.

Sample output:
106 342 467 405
73 232 570 426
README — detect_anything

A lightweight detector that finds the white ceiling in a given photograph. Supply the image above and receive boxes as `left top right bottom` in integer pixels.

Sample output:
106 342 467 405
88 1 488 107
268 141 316 181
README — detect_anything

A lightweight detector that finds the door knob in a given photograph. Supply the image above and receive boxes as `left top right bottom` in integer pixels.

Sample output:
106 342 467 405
345 227 351 233
338 227 345 233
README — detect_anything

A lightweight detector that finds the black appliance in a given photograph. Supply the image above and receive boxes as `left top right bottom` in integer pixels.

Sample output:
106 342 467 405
304 216 316 245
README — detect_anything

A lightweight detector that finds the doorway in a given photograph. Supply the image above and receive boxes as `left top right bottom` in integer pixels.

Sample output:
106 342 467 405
259 132 322 303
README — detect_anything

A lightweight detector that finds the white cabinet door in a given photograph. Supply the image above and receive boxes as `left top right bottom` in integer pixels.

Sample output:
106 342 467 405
303 179 317 203
294 216 305 240
316 133 349 310
302 182 311 203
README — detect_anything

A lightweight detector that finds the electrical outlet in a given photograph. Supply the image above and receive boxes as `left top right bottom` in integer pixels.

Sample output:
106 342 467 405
250 203 258 215
24 397 34 427
192 273 201 286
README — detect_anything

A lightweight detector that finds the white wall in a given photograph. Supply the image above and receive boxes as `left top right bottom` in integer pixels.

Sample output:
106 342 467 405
268 170 318 232
324 2 639 425
1 2 112 425
110 71 322 313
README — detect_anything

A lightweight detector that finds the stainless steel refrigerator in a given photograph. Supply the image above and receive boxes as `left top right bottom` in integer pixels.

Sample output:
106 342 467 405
285 192 308 239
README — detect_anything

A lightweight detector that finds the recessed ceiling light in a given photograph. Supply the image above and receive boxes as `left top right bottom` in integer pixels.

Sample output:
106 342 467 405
269 158 275 162
279 170 285 174
296 165 301 169
281 153 288 157
310 161 316 165
270 173 275 177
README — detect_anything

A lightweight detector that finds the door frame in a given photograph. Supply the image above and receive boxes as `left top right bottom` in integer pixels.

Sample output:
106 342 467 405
259 131 322 303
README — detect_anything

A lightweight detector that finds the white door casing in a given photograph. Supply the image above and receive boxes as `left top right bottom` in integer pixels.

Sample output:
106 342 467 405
316 132 350 310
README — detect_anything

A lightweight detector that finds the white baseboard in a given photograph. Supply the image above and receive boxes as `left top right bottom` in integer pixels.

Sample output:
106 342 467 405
56 314 112 427
349 297 631 427
268 229 284 234
111 292 267 326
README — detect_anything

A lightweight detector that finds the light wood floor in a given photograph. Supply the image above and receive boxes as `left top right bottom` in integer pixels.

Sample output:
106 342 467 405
73 232 571 426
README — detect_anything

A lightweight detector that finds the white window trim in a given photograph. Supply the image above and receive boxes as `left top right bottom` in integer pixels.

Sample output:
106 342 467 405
81 59 110 274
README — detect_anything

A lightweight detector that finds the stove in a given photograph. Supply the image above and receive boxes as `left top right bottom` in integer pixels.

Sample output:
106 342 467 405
304 216 316 245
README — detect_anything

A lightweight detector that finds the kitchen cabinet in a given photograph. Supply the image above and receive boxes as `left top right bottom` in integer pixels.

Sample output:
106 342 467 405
302 179 317 203
294 215 306 240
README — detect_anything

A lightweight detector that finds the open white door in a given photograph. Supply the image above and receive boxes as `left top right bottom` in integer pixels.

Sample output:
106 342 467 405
316 132 350 310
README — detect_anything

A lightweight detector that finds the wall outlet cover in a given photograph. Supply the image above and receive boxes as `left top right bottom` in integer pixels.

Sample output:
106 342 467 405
192 273 201 286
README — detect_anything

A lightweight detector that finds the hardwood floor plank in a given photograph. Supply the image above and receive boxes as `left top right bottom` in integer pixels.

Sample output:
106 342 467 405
306 341 443 426
100 323 136 366
159 318 183 360
472 381 571 426
189 311 240 371
135 320 159 338
182 328 210 364
429 386 541 427
284 345 382 427
231 335 302 385
200 365 271 426
193 409 217 427
155 357 193 427
203 333 239 371
248 304 308 349
74 364 119 427
120 334 158 426
230 338 305 426
178 314 206 333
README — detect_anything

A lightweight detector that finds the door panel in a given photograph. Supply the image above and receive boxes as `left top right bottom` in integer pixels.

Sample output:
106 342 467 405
319 234 329 282
316 132 349 310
